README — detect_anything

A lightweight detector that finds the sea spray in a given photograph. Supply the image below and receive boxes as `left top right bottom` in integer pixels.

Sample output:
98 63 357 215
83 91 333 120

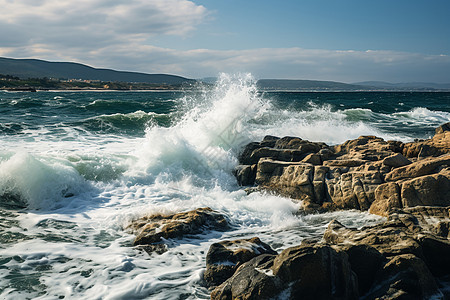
0 152 87 209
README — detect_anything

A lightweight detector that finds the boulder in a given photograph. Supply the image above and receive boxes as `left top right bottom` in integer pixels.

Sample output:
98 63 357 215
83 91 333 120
210 254 281 300
235 164 257 186
382 153 412 168
385 154 450 182
403 123 450 158
369 182 402 217
128 207 229 253
326 171 382 211
400 173 450 208
255 159 316 202
365 254 441 299
211 244 358 300
204 237 277 287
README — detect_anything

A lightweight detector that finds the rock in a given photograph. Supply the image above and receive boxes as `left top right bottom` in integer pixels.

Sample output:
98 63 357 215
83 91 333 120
210 254 280 300
403 125 450 158
323 159 367 167
326 171 382 211
128 207 229 253
400 173 450 208
369 182 402 217
343 244 386 296
323 220 422 258
271 244 358 300
211 244 358 300
302 153 322 165
332 136 397 161
274 136 326 153
204 237 277 287
385 154 450 182
255 159 316 202
382 153 412 168
235 164 257 186
234 123 450 215
366 254 440 299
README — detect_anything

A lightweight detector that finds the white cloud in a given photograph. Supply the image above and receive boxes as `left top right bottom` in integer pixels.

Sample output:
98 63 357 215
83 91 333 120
0 0 449 82
0 0 207 48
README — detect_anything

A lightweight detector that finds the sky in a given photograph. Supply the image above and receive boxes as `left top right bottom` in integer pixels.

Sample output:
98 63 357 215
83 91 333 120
1 0 450 83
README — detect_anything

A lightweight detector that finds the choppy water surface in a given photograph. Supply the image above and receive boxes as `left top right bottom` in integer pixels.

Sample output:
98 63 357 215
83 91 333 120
0 74 449 299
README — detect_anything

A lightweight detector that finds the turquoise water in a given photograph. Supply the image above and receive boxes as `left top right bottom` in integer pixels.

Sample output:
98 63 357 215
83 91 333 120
0 75 449 299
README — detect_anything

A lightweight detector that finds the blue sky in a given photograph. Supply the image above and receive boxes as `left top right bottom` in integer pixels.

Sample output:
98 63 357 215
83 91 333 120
1 0 449 82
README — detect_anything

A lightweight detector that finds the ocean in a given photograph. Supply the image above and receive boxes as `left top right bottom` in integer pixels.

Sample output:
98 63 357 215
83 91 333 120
0 74 449 299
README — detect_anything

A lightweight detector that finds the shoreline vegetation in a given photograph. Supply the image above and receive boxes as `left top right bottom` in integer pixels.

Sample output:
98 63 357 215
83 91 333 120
2 74 450 92
0 74 192 91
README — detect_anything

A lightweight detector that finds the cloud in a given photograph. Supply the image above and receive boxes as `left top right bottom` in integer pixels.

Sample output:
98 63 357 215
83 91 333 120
0 0 207 49
0 0 449 82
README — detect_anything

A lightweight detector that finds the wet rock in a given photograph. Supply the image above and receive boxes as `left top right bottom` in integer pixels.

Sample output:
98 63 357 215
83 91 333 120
210 254 280 300
323 220 423 258
211 244 358 300
128 207 229 253
204 237 277 287
366 254 441 299
234 122 450 215
235 164 257 186
255 159 316 202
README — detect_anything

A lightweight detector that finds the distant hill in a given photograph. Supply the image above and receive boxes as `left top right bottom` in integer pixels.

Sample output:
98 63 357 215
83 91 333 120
257 79 368 91
0 57 195 85
353 81 450 90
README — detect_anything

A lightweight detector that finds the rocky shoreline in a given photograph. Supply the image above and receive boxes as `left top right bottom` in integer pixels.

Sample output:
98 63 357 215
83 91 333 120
128 122 449 299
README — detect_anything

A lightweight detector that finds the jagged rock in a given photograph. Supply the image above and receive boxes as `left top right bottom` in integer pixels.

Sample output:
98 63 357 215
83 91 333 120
324 218 450 278
403 123 450 158
235 164 257 186
210 254 281 300
369 182 402 216
128 207 229 253
235 123 450 215
400 173 450 207
333 135 398 161
343 244 386 296
385 154 450 182
326 171 382 211
382 153 412 168
324 220 422 258
365 254 441 299
211 244 358 300
204 237 277 287
255 159 316 202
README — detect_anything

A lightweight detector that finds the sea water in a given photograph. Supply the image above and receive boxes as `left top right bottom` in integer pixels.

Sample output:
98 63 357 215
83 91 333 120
0 74 449 299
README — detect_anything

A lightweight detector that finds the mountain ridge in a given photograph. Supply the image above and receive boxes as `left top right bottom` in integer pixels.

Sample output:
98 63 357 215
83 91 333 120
0 57 194 85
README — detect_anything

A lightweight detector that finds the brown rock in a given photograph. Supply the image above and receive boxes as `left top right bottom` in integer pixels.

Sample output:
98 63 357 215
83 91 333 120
369 182 402 217
382 153 412 168
400 173 450 208
403 128 450 158
366 254 440 299
255 159 316 202
326 171 382 211
211 244 358 300
129 207 229 253
385 154 450 182
204 237 277 287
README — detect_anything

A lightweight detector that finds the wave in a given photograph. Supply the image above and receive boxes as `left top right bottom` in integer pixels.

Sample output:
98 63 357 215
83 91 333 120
0 152 89 210
75 111 172 134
